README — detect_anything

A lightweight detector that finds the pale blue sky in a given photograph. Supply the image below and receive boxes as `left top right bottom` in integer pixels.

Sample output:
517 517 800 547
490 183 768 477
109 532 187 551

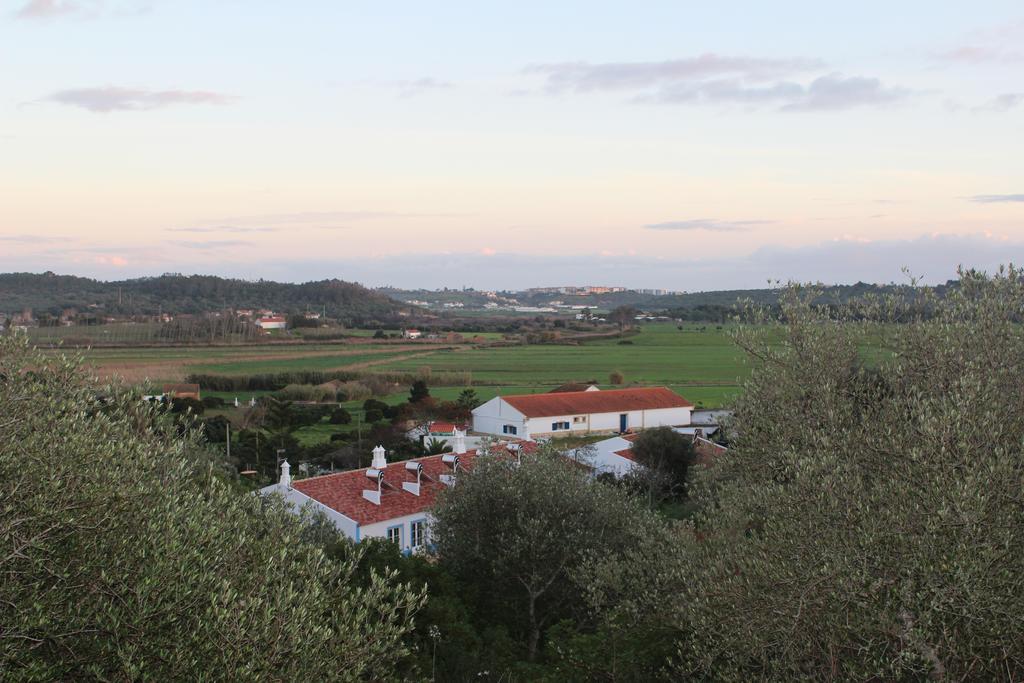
1 1 1022 289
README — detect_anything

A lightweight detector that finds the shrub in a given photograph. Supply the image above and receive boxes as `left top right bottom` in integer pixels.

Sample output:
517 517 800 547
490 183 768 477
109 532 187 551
201 395 225 409
364 409 384 423
363 398 389 414
330 407 352 425
608 370 625 385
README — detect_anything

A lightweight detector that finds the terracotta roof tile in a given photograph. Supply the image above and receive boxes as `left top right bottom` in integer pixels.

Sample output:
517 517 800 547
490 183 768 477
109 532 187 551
500 387 692 418
292 451 477 525
290 439 542 526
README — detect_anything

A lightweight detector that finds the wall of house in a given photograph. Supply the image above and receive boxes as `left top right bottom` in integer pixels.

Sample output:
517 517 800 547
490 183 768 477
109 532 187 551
361 511 435 553
260 483 360 540
527 406 692 437
471 397 527 436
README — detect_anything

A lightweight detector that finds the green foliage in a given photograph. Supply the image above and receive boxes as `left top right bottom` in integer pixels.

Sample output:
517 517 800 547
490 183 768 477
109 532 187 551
626 426 696 506
169 395 204 415
200 395 224 409
0 272 410 323
329 407 352 424
431 447 671 662
363 398 389 414
455 388 481 411
364 408 384 423
641 270 1024 680
409 379 431 403
0 338 423 680
424 437 451 455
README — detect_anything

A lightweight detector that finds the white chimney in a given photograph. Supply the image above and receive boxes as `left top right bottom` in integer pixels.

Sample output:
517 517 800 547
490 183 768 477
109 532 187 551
371 445 387 469
403 460 423 496
453 428 467 455
363 468 383 505
279 460 291 488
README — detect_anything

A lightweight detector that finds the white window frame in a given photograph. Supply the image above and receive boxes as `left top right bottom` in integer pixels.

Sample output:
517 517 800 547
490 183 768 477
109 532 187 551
410 519 427 548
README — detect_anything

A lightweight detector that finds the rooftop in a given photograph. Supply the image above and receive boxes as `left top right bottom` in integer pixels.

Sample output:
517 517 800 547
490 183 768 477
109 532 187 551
497 386 693 418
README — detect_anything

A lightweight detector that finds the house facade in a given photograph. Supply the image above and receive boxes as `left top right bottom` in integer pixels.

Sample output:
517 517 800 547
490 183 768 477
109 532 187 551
472 386 693 438
259 435 475 553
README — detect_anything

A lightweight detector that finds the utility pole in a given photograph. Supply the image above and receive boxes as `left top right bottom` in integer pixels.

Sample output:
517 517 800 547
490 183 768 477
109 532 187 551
226 422 231 460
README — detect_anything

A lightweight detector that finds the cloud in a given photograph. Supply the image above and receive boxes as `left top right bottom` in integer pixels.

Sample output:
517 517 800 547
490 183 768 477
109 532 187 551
15 0 88 19
0 234 66 243
167 240 254 250
644 219 772 232
166 225 279 234
527 55 824 92
43 86 236 112
214 210 465 225
973 93 1023 112
642 74 911 110
526 56 910 112
937 46 1024 64
780 73 911 111
969 194 1024 203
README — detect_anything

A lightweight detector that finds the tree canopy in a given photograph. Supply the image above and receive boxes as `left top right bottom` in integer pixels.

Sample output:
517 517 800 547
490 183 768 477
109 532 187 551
0 338 423 680
586 269 1024 680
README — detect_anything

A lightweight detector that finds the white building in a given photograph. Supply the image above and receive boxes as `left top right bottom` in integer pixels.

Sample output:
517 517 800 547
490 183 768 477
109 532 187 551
255 315 287 330
472 386 693 438
259 435 475 553
402 328 422 340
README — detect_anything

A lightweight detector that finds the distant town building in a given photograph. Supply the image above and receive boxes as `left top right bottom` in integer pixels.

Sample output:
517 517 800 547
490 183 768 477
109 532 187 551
255 316 287 330
162 383 201 401
402 328 422 340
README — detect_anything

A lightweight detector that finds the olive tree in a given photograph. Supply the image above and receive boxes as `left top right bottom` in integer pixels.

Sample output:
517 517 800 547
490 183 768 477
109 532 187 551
673 270 1024 680
0 338 424 681
430 445 665 662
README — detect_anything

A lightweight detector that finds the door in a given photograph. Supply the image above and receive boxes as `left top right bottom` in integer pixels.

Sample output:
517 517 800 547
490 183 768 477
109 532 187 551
619 413 628 433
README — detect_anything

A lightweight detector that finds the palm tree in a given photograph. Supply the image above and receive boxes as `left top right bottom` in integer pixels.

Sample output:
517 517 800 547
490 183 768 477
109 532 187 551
424 438 452 455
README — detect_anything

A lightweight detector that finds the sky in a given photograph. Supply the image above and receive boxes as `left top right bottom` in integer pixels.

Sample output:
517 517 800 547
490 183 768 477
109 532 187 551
1 0 1022 291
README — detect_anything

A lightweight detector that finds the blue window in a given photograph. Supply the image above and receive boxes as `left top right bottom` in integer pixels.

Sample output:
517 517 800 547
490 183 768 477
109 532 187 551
386 525 402 546
551 421 570 431
503 425 518 435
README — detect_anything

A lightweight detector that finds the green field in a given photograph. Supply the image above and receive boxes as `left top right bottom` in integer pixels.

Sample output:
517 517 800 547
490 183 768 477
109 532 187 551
79 323 757 417
369 324 755 405
99 323 773 446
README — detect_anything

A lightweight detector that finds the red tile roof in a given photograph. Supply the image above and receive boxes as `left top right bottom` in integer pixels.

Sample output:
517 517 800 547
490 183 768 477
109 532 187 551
613 448 638 462
500 387 692 418
292 452 477 525
291 441 538 526
427 421 467 434
163 383 200 395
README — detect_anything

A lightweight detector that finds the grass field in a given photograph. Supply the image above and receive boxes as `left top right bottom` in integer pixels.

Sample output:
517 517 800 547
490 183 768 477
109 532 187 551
77 323 755 408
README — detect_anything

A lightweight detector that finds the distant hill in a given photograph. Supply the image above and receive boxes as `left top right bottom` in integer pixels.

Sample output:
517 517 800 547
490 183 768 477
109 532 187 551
381 281 957 320
0 273 416 324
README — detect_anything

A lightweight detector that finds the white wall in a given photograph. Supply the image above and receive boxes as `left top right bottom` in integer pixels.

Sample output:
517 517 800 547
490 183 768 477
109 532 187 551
361 511 434 552
571 436 640 478
259 483 359 540
526 406 691 437
472 397 527 437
